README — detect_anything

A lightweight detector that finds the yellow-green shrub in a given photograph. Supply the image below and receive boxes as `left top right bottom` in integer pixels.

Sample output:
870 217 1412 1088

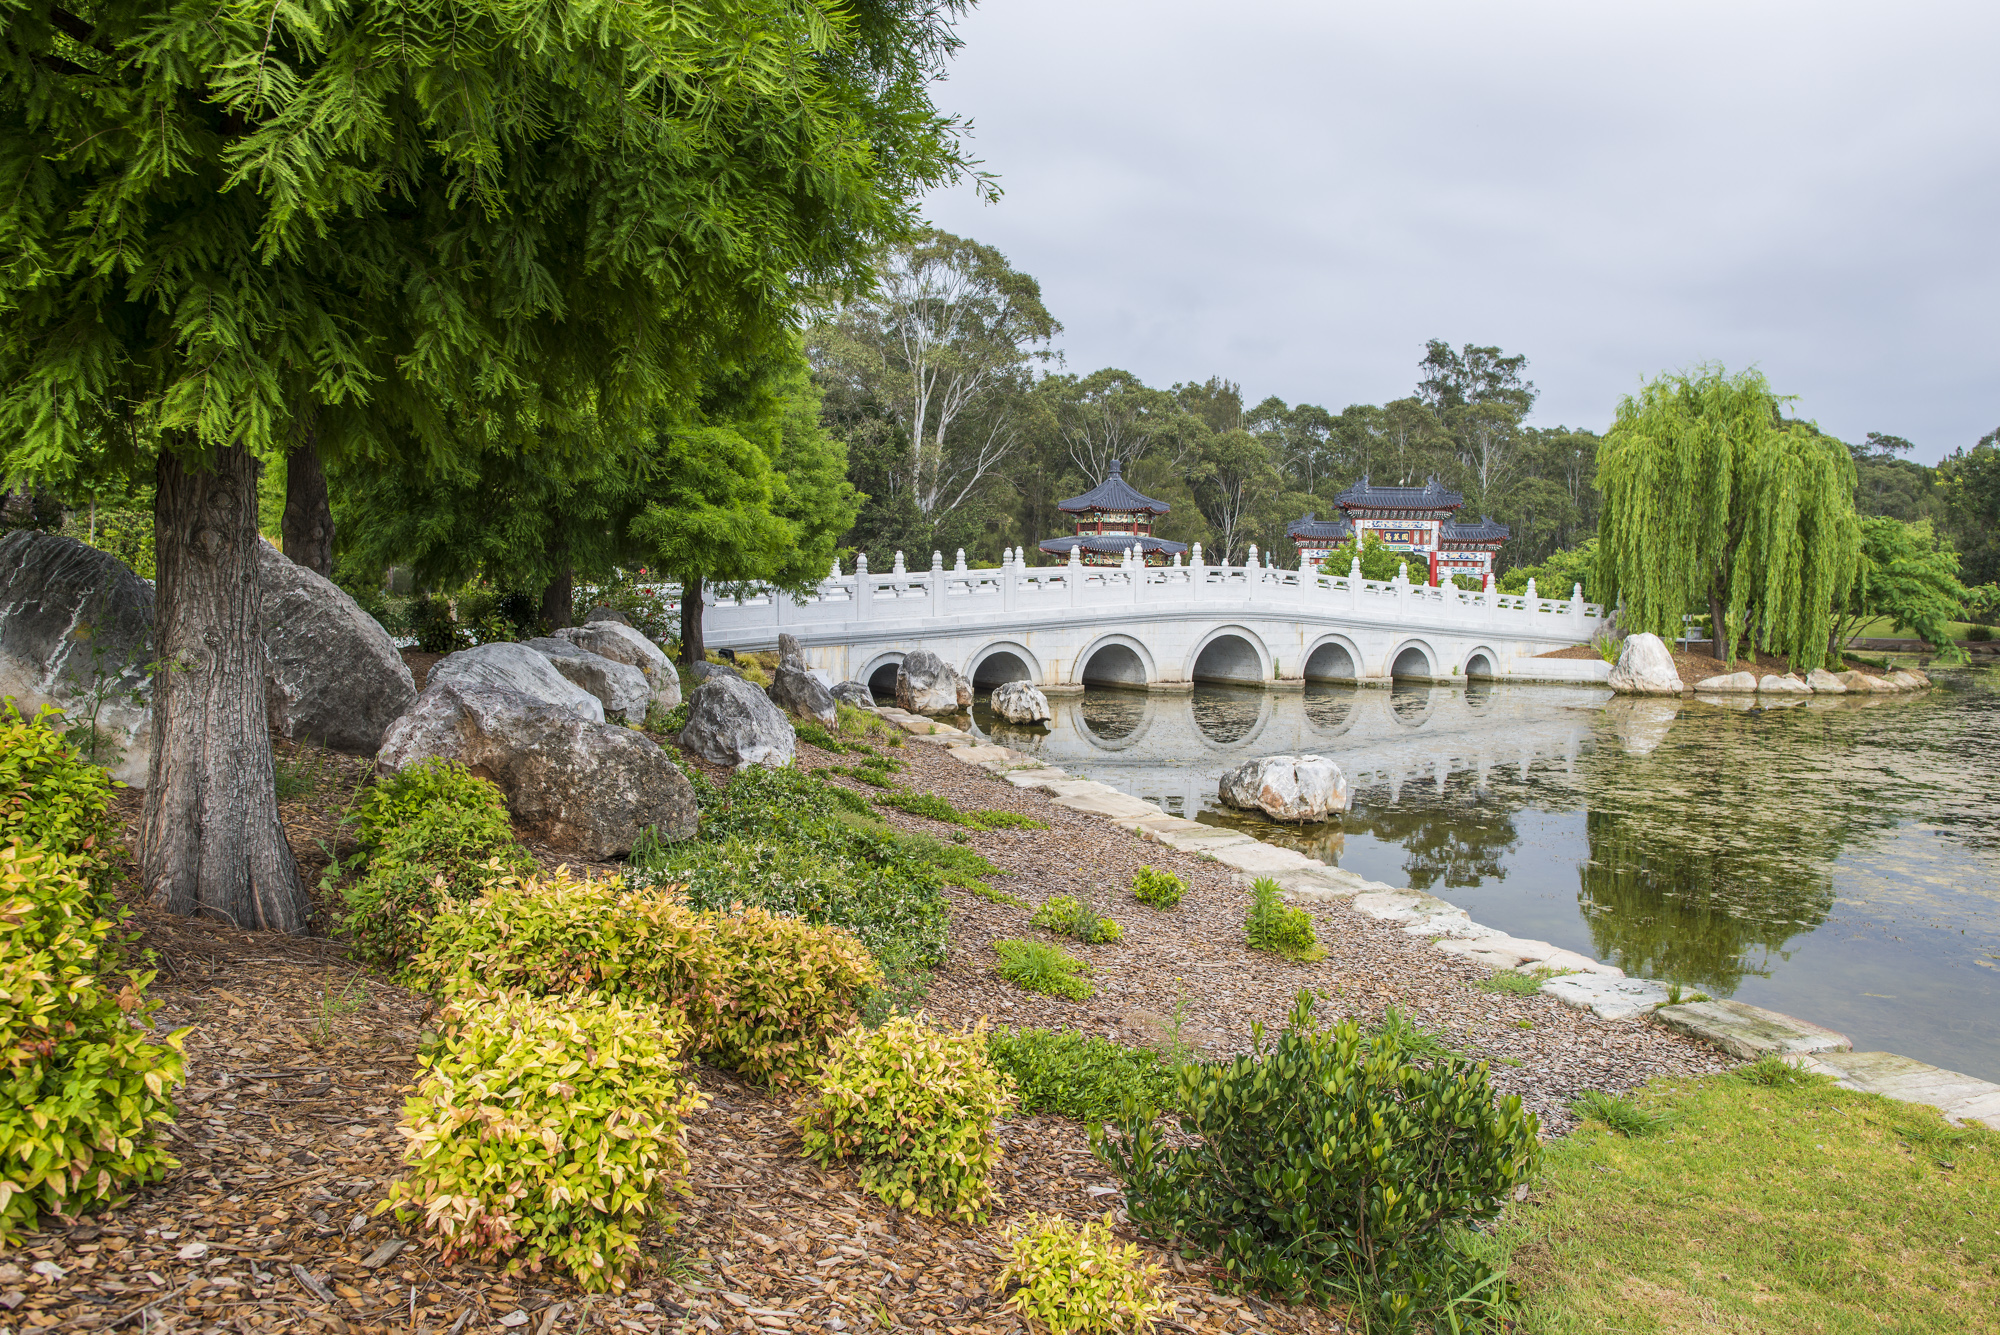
1130 867 1185 910
1031 895 1122 944
796 1016 1012 1222
998 1212 1170 1335
379 989 703 1291
0 707 117 870
0 841 185 1244
409 870 879 1085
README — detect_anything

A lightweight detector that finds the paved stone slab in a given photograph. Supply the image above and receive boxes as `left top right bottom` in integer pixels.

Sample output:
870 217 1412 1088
1351 891 1476 937
1435 933 1561 967
1050 791 1163 821
1516 948 1623 978
1152 827 1258 854
1236 866 1375 900
1799 1051 2000 1131
943 744 1016 767
1207 842 1323 875
1002 768 1070 789
1115 814 1204 836
1541 975 1674 1020
1654 999 1850 1059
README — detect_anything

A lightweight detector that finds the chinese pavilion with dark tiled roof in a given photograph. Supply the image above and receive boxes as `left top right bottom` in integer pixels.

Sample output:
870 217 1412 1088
1288 475 1510 582
1037 459 1189 566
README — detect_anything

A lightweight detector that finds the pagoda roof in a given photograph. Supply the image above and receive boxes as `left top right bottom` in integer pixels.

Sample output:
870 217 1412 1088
1038 533 1189 558
1285 512 1354 541
1333 474 1464 512
1057 459 1171 515
1441 516 1510 545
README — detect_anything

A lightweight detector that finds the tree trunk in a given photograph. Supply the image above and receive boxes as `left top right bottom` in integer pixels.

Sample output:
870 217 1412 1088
680 573 705 665
1709 588 1728 667
282 426 335 579
142 445 308 934
539 564 574 632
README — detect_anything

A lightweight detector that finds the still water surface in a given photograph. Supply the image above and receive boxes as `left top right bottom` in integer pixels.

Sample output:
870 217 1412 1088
968 673 2000 1083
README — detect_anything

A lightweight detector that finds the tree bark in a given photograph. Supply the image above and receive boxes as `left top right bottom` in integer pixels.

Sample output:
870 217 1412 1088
282 424 335 579
679 573 705 665
143 445 308 933
1709 588 1728 667
539 528 573 632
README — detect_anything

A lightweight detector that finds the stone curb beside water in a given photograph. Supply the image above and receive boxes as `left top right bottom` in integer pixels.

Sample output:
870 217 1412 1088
861 702 2000 1132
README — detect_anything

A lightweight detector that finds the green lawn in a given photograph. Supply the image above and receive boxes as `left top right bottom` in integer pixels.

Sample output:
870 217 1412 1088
1845 615 1987 643
1468 1068 2000 1334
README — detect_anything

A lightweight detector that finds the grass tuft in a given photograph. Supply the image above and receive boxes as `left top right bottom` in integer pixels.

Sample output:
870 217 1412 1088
994 938 1094 1001
1568 1089 1677 1137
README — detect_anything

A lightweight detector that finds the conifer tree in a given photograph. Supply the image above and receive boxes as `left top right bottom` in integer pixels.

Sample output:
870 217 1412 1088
1596 367 1859 670
0 0 977 930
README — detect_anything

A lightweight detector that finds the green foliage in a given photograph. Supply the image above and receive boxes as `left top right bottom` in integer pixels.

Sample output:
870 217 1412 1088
1596 367 1861 670
408 594 472 655
1497 537 1603 603
995 939 1094 1001
341 762 532 967
875 788 1047 830
1969 623 1994 642
1244 877 1322 961
985 1028 1177 1123
836 700 903 746
1568 1089 1676 1138
571 573 678 642
1733 1055 1831 1089
59 506 155 581
410 870 879 1086
1831 517 1969 650
1130 867 1186 909
794 719 852 753
1476 970 1554 997
1319 530 1415 583
1032 895 1123 945
998 1212 1170 1335
796 1016 1012 1222
1096 990 1539 1327
0 707 117 868
0 840 186 1244
380 989 703 1292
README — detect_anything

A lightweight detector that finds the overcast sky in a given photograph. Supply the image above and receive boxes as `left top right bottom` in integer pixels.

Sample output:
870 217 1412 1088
919 0 1999 465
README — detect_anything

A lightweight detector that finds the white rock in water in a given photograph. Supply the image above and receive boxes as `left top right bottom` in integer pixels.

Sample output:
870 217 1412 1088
1217 754 1351 823
1805 668 1847 693
1758 673 1811 694
1692 671 1758 693
1604 697 1679 756
1607 632 1682 695
990 681 1051 723
896 649 963 716
1886 670 1927 690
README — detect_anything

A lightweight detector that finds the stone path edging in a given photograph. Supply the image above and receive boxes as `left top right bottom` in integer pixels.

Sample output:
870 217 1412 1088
860 702 2000 1131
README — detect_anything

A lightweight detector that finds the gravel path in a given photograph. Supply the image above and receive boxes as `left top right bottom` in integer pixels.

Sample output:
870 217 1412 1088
802 734 1732 1132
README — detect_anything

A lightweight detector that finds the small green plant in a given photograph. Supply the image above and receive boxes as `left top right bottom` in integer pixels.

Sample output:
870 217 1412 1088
831 760 899 788
1130 866 1185 909
646 699 690 736
309 976 369 1046
1732 1054 1829 1089
836 700 903 745
796 1016 1013 1222
1968 623 1994 642
986 1028 1177 1122
1161 980 1196 1067
793 718 853 753
1032 894 1123 944
1589 628 1624 663
1371 1006 1459 1061
1569 1089 1677 1137
380 989 704 1291
1662 981 1710 1005
273 744 330 801
875 789 1048 830
997 1212 1169 1335
995 938 1094 1000
1244 877 1323 961
1476 970 1546 996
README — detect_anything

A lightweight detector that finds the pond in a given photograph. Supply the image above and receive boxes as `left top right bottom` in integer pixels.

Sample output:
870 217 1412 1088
967 672 2000 1084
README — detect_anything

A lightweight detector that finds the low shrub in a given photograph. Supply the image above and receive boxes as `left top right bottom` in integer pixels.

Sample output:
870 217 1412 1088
1095 990 1538 1327
986 1028 1176 1122
0 707 118 869
998 1212 1170 1335
796 1016 1012 1222
1031 894 1123 945
381 989 703 1291
1243 877 1323 961
1967 624 1993 643
836 700 902 745
410 871 879 1085
794 719 851 753
995 938 1093 1001
1130 867 1185 909
0 840 186 1244
1569 1089 1676 1137
875 789 1047 831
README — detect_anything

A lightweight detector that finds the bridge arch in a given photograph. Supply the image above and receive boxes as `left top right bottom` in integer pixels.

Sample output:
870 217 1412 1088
1302 633 1363 682
1188 625 1271 685
1461 645 1500 679
1388 639 1438 680
1075 634 1156 689
967 641 1042 689
860 651 906 702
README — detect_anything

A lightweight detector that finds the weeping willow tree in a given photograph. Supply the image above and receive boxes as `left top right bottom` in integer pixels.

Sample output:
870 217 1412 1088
1597 367 1860 669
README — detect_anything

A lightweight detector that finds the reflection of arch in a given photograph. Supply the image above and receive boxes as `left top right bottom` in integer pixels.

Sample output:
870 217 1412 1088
1388 682 1436 727
1389 640 1437 679
1303 634 1361 682
1189 626 1270 684
1463 679 1495 714
969 641 1042 688
1462 646 1498 679
1301 686 1360 736
1076 692 1155 750
1190 684 1275 752
1076 634 1155 688
861 651 906 701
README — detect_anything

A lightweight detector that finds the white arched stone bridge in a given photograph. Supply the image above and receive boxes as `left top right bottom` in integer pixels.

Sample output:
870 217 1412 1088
698 546 1612 696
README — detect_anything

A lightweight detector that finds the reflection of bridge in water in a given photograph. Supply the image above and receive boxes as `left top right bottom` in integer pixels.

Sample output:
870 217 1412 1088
970 681 1614 817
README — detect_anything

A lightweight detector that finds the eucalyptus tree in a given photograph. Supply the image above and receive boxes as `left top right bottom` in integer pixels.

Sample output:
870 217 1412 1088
1045 368 1177 484
1418 341 1537 507
0 0 979 931
1596 368 1860 669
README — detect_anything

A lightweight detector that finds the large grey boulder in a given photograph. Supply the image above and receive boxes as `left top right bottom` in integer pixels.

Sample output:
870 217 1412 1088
778 633 808 670
0 531 154 785
680 673 795 769
430 642 605 722
376 681 697 858
556 621 680 714
896 649 964 716
990 680 1051 723
1217 754 1351 823
256 541 415 753
689 660 741 684
767 663 837 727
831 680 874 709
579 605 630 626
523 637 651 724
1607 632 1683 695
1692 671 1758 693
